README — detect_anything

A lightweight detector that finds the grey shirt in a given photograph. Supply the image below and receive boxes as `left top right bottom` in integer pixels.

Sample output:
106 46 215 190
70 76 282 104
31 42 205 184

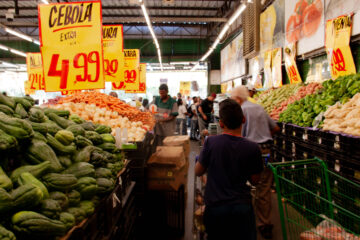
241 101 276 144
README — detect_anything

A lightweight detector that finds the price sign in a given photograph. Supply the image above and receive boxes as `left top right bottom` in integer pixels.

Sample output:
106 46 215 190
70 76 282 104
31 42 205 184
24 81 36 95
272 48 282 88
26 52 45 91
61 90 81 95
103 25 124 83
325 14 356 79
263 50 273 89
38 1 105 92
112 49 140 90
125 63 146 93
179 81 191 96
284 44 302 84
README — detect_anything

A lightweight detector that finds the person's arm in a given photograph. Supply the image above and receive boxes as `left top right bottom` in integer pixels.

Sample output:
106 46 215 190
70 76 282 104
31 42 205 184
159 101 178 123
198 106 207 121
192 106 198 116
195 138 210 176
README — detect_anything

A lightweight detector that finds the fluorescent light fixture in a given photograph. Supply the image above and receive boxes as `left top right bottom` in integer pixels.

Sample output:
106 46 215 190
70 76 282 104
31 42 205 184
0 45 8 51
10 49 27 57
228 4 246 25
33 40 40 45
194 3 247 65
140 1 163 70
41 0 49 4
5 28 33 42
1 61 18 68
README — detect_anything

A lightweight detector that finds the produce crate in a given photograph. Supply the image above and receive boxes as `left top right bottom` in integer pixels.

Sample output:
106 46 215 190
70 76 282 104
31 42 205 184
326 153 360 184
289 124 305 141
271 146 293 163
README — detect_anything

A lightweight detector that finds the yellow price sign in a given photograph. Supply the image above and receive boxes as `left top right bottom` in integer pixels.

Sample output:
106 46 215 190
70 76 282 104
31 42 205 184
179 81 191 96
271 48 282 88
24 81 35 95
112 49 140 90
325 14 356 79
263 50 273 89
103 25 124 83
126 63 146 93
26 52 45 91
38 1 105 92
284 44 302 84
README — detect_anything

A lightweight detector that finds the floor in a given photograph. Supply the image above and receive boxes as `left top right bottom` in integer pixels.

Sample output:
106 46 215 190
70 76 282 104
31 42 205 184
183 140 283 240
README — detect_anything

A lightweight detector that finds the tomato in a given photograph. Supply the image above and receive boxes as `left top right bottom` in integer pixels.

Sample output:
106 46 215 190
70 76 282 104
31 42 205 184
302 0 323 37
286 15 301 43
295 0 308 15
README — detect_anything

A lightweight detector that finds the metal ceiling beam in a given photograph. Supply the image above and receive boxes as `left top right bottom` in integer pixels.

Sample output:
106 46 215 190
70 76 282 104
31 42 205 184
0 16 226 23
0 6 219 11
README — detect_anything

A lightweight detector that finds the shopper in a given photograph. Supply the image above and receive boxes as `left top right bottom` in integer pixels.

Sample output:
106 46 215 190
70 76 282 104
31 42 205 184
140 99 149 112
231 86 280 239
198 93 216 134
153 84 178 146
195 99 263 240
176 99 187 135
109 91 118 98
246 84 257 103
190 96 199 140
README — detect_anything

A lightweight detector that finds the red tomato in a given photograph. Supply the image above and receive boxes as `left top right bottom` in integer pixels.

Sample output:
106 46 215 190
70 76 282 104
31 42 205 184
286 14 302 43
302 0 323 37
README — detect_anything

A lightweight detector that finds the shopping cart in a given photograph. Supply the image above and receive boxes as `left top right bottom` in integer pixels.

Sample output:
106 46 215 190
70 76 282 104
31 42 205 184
269 158 360 240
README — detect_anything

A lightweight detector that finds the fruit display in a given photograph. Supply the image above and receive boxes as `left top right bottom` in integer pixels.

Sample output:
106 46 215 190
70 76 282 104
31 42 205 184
57 91 155 129
279 74 360 127
270 83 322 120
322 93 360 135
257 83 303 113
49 102 147 142
0 93 125 239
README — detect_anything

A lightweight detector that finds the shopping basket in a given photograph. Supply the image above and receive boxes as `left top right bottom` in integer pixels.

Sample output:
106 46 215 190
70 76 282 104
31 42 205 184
269 158 360 240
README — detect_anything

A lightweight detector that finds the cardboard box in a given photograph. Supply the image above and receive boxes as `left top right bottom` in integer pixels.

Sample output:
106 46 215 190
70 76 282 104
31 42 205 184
163 135 190 158
148 146 185 170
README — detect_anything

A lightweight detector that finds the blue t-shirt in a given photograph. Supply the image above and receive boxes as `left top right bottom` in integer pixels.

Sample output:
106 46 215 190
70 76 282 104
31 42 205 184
199 134 263 207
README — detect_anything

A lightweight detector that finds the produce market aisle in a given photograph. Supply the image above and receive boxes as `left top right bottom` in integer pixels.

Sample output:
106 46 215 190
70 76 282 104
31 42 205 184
183 141 283 240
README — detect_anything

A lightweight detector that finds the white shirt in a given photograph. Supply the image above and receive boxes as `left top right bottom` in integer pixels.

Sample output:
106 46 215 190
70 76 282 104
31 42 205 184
177 105 187 119
191 104 198 120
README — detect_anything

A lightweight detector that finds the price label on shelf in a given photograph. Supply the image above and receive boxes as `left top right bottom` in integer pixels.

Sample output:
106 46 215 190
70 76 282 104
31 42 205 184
103 25 124 83
112 49 139 91
125 63 146 93
26 53 45 91
325 14 356 79
38 1 105 92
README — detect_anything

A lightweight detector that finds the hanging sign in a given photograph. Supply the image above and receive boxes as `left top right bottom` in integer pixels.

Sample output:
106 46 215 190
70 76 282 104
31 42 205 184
263 50 273 89
284 44 302 84
24 81 35 95
38 1 105 92
103 25 124 83
250 57 263 89
272 48 283 88
112 49 140 90
179 81 191 96
325 14 356 79
125 63 146 93
26 52 45 91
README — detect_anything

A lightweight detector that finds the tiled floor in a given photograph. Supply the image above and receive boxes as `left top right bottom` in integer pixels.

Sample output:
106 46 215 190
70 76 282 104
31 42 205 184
183 140 283 240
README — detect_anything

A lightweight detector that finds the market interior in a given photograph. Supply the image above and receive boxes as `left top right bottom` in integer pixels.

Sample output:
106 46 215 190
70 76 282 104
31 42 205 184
0 0 360 240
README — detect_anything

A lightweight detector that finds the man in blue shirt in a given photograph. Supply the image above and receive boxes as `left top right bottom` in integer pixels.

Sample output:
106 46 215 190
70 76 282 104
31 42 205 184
195 99 263 240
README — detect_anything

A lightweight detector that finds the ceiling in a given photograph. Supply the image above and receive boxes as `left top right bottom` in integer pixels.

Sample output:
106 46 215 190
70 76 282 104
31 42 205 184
0 0 239 40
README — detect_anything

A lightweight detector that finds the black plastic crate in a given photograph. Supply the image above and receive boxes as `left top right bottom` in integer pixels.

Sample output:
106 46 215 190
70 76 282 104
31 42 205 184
290 124 305 140
285 124 294 136
303 128 320 144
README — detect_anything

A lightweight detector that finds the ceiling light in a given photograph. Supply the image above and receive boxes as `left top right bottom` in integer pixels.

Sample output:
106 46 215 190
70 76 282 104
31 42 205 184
33 40 40 45
0 45 8 51
10 49 27 57
1 61 18 68
5 28 33 42
195 3 247 63
228 4 246 25
41 0 49 4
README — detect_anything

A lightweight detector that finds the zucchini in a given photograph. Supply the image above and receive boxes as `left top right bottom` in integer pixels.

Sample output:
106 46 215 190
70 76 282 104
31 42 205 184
55 130 74 145
60 212 75 231
43 173 78 191
0 188 13 213
0 94 15 109
0 104 14 115
15 103 28 118
0 166 12 191
11 184 43 209
46 133 76 155
44 108 70 117
0 128 17 151
0 112 34 139
40 199 61 219
63 162 95 178
10 161 51 183
13 97 33 110
66 124 85 137
18 172 49 199
47 112 75 129
49 192 69 210
58 155 72 168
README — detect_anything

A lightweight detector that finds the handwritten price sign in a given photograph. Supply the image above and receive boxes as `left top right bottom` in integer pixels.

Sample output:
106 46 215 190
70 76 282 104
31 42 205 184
325 14 356 79
103 25 124 83
125 63 146 93
284 44 302 84
112 49 140 91
24 81 36 95
38 1 105 92
26 52 45 91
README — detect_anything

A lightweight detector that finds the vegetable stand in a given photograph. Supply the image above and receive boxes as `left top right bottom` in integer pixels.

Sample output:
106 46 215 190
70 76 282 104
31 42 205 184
269 158 360 240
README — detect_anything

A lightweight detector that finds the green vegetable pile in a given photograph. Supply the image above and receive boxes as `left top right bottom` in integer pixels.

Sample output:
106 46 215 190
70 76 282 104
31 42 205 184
279 74 360 127
257 84 303 113
0 93 125 239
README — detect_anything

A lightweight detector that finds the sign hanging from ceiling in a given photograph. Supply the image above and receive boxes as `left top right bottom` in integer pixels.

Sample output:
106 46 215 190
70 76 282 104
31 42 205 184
125 63 146 93
112 49 140 91
103 25 124 83
26 52 45 91
38 1 105 92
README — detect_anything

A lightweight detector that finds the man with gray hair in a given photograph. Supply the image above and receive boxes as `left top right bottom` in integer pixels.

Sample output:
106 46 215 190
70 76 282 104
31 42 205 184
231 85 280 239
